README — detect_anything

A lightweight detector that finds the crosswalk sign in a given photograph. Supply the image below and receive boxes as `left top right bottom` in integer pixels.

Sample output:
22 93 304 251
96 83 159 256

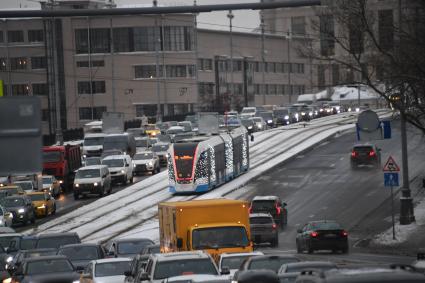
384 172 399 187
383 156 400 172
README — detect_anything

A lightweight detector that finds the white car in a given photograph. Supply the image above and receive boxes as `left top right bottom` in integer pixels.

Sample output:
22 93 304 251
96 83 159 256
240 107 257 119
218 252 264 277
14 181 34 193
0 205 13 227
80 257 132 283
83 133 106 157
133 151 160 175
102 155 134 184
163 274 229 283
73 165 112 199
250 117 267 131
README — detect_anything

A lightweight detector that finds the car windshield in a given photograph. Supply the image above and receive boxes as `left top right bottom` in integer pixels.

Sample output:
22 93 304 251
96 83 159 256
153 259 217 279
76 169 100 179
15 182 32 191
353 146 374 153
58 246 99 260
285 263 336 273
136 139 149 147
152 145 169 152
251 200 275 211
24 249 57 258
0 236 19 250
134 153 154 160
167 128 184 134
241 108 256 114
145 125 157 130
250 217 273 225
310 222 341 230
102 159 125 167
252 118 262 123
157 135 172 143
85 158 101 166
95 261 131 277
117 240 153 255
1 197 24 207
43 151 61 163
84 137 104 146
36 236 79 249
19 239 38 250
1 188 19 195
103 136 128 151
274 109 289 116
192 226 249 249
258 112 273 120
25 259 74 275
42 177 53 184
249 258 299 272
221 255 251 270
241 119 254 127
28 194 45 201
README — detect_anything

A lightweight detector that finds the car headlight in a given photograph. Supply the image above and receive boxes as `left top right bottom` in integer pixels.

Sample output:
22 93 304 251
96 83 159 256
320 108 324 112
148 162 153 166
93 182 98 186
355 107 360 112
0 220 2 225
120 170 125 174
72 281 80 283
37 204 46 209
6 256 12 263
348 107 352 112
75 183 79 188
18 208 25 214
301 112 306 116
295 113 299 118
258 125 262 128
309 112 313 116
267 119 272 123
247 126 253 129
284 115 289 120
83 154 87 158
59 180 63 184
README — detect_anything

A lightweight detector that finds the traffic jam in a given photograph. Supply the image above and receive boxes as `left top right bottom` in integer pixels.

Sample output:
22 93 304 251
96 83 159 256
0 102 422 283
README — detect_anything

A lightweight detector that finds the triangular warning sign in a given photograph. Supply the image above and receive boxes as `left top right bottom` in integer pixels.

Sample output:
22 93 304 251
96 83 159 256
383 156 400 172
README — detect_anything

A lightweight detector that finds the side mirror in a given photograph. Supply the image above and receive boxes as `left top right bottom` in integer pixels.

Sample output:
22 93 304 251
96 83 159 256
75 266 85 273
177 238 183 249
124 270 132 277
126 163 130 167
296 229 302 233
282 202 287 207
221 266 230 275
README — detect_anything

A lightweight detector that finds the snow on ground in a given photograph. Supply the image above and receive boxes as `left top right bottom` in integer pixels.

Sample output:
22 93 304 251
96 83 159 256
371 197 425 246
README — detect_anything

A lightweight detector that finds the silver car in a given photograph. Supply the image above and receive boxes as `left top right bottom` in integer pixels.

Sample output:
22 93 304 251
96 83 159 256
132 151 160 175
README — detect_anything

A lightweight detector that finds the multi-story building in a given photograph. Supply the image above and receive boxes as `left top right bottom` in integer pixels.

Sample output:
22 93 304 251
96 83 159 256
0 0 317 134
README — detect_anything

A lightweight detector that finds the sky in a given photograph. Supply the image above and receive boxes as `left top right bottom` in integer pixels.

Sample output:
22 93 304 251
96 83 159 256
0 0 261 32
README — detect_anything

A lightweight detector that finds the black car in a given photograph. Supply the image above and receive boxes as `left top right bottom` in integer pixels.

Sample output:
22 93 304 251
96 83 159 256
105 238 155 258
296 220 349 254
241 118 256 134
35 232 81 250
350 143 381 169
57 243 106 269
7 248 57 275
1 195 35 225
238 254 300 273
235 270 279 283
11 255 82 283
140 244 160 255
257 111 275 128
249 213 279 247
124 244 161 283
249 196 287 229
278 261 337 274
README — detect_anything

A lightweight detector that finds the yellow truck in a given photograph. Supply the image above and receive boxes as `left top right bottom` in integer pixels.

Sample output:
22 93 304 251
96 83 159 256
158 199 253 261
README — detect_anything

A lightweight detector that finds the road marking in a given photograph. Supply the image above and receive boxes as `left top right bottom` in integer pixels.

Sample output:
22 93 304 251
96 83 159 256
309 214 315 218
340 157 345 160
330 163 335 168
296 155 305 159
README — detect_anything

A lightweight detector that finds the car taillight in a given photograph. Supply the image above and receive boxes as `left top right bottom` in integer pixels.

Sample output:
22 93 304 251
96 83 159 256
341 230 348 237
272 224 277 229
248 206 252 214
369 151 376 157
276 204 281 215
351 151 357 157
311 231 318 237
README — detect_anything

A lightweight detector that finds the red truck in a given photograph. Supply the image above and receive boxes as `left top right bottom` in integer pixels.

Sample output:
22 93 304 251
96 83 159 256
42 145 82 190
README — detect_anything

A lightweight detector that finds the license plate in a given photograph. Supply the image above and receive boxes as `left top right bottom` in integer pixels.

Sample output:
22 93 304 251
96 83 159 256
324 234 336 238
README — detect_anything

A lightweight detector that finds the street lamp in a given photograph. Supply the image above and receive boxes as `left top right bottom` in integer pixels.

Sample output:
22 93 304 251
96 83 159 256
227 10 234 111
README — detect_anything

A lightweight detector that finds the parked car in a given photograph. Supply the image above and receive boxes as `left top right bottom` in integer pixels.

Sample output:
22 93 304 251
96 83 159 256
135 251 219 283
26 192 56 217
9 255 82 283
296 220 349 254
350 143 381 169
105 238 155 258
249 196 287 229
80 257 132 283
57 243 106 269
218 252 264 277
73 165 112 200
41 175 62 197
102 155 134 184
35 232 81 250
0 205 13 227
132 151 161 175
249 213 279 247
1 195 35 225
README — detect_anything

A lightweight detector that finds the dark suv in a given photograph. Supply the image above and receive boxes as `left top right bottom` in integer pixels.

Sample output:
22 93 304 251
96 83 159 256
350 143 381 169
249 196 287 229
249 213 279 247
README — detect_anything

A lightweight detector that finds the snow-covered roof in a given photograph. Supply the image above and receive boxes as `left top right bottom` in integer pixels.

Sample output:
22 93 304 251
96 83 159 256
297 94 315 102
331 85 379 101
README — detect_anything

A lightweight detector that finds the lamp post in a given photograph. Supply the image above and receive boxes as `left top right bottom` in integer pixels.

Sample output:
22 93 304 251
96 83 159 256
227 10 234 112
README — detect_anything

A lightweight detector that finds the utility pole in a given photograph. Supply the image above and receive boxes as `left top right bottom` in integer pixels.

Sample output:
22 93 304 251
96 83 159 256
193 0 199 113
227 10 234 112
154 0 161 122
260 13 266 105
110 17 116 112
87 17 94 121
287 30 292 104
397 0 414 225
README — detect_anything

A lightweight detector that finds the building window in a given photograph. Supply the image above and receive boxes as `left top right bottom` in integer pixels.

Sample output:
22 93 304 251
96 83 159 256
75 28 110 54
10 57 27 70
31 57 47 69
12 84 30 95
199 82 214 95
0 58 6 71
41 109 49 122
77 81 106 94
291 16 306 35
135 104 158 117
269 84 277 95
320 15 335 56
28 30 44 42
135 65 163 79
163 26 194 51
292 63 304 74
113 27 133 52
32 83 48 96
277 84 284 95
332 64 340 86
379 10 394 51
349 16 364 54
165 65 195 78
0 31 3 43
198 58 213 71
76 60 105 68
7 30 24 43
79 106 107 120
318 65 326 88
232 60 243 72
134 27 156 51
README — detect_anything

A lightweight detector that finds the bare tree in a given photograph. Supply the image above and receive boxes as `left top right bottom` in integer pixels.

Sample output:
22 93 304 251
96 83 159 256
302 0 425 134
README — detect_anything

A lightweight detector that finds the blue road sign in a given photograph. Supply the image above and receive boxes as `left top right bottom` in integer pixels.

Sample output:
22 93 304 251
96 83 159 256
384 172 399 187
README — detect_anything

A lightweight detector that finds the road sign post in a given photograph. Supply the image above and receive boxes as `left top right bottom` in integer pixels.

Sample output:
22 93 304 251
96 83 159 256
383 156 400 240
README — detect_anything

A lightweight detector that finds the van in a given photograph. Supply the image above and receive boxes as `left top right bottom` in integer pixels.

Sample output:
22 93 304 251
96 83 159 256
73 165 111 199
103 133 136 158
102 155 134 184
83 133 106 157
